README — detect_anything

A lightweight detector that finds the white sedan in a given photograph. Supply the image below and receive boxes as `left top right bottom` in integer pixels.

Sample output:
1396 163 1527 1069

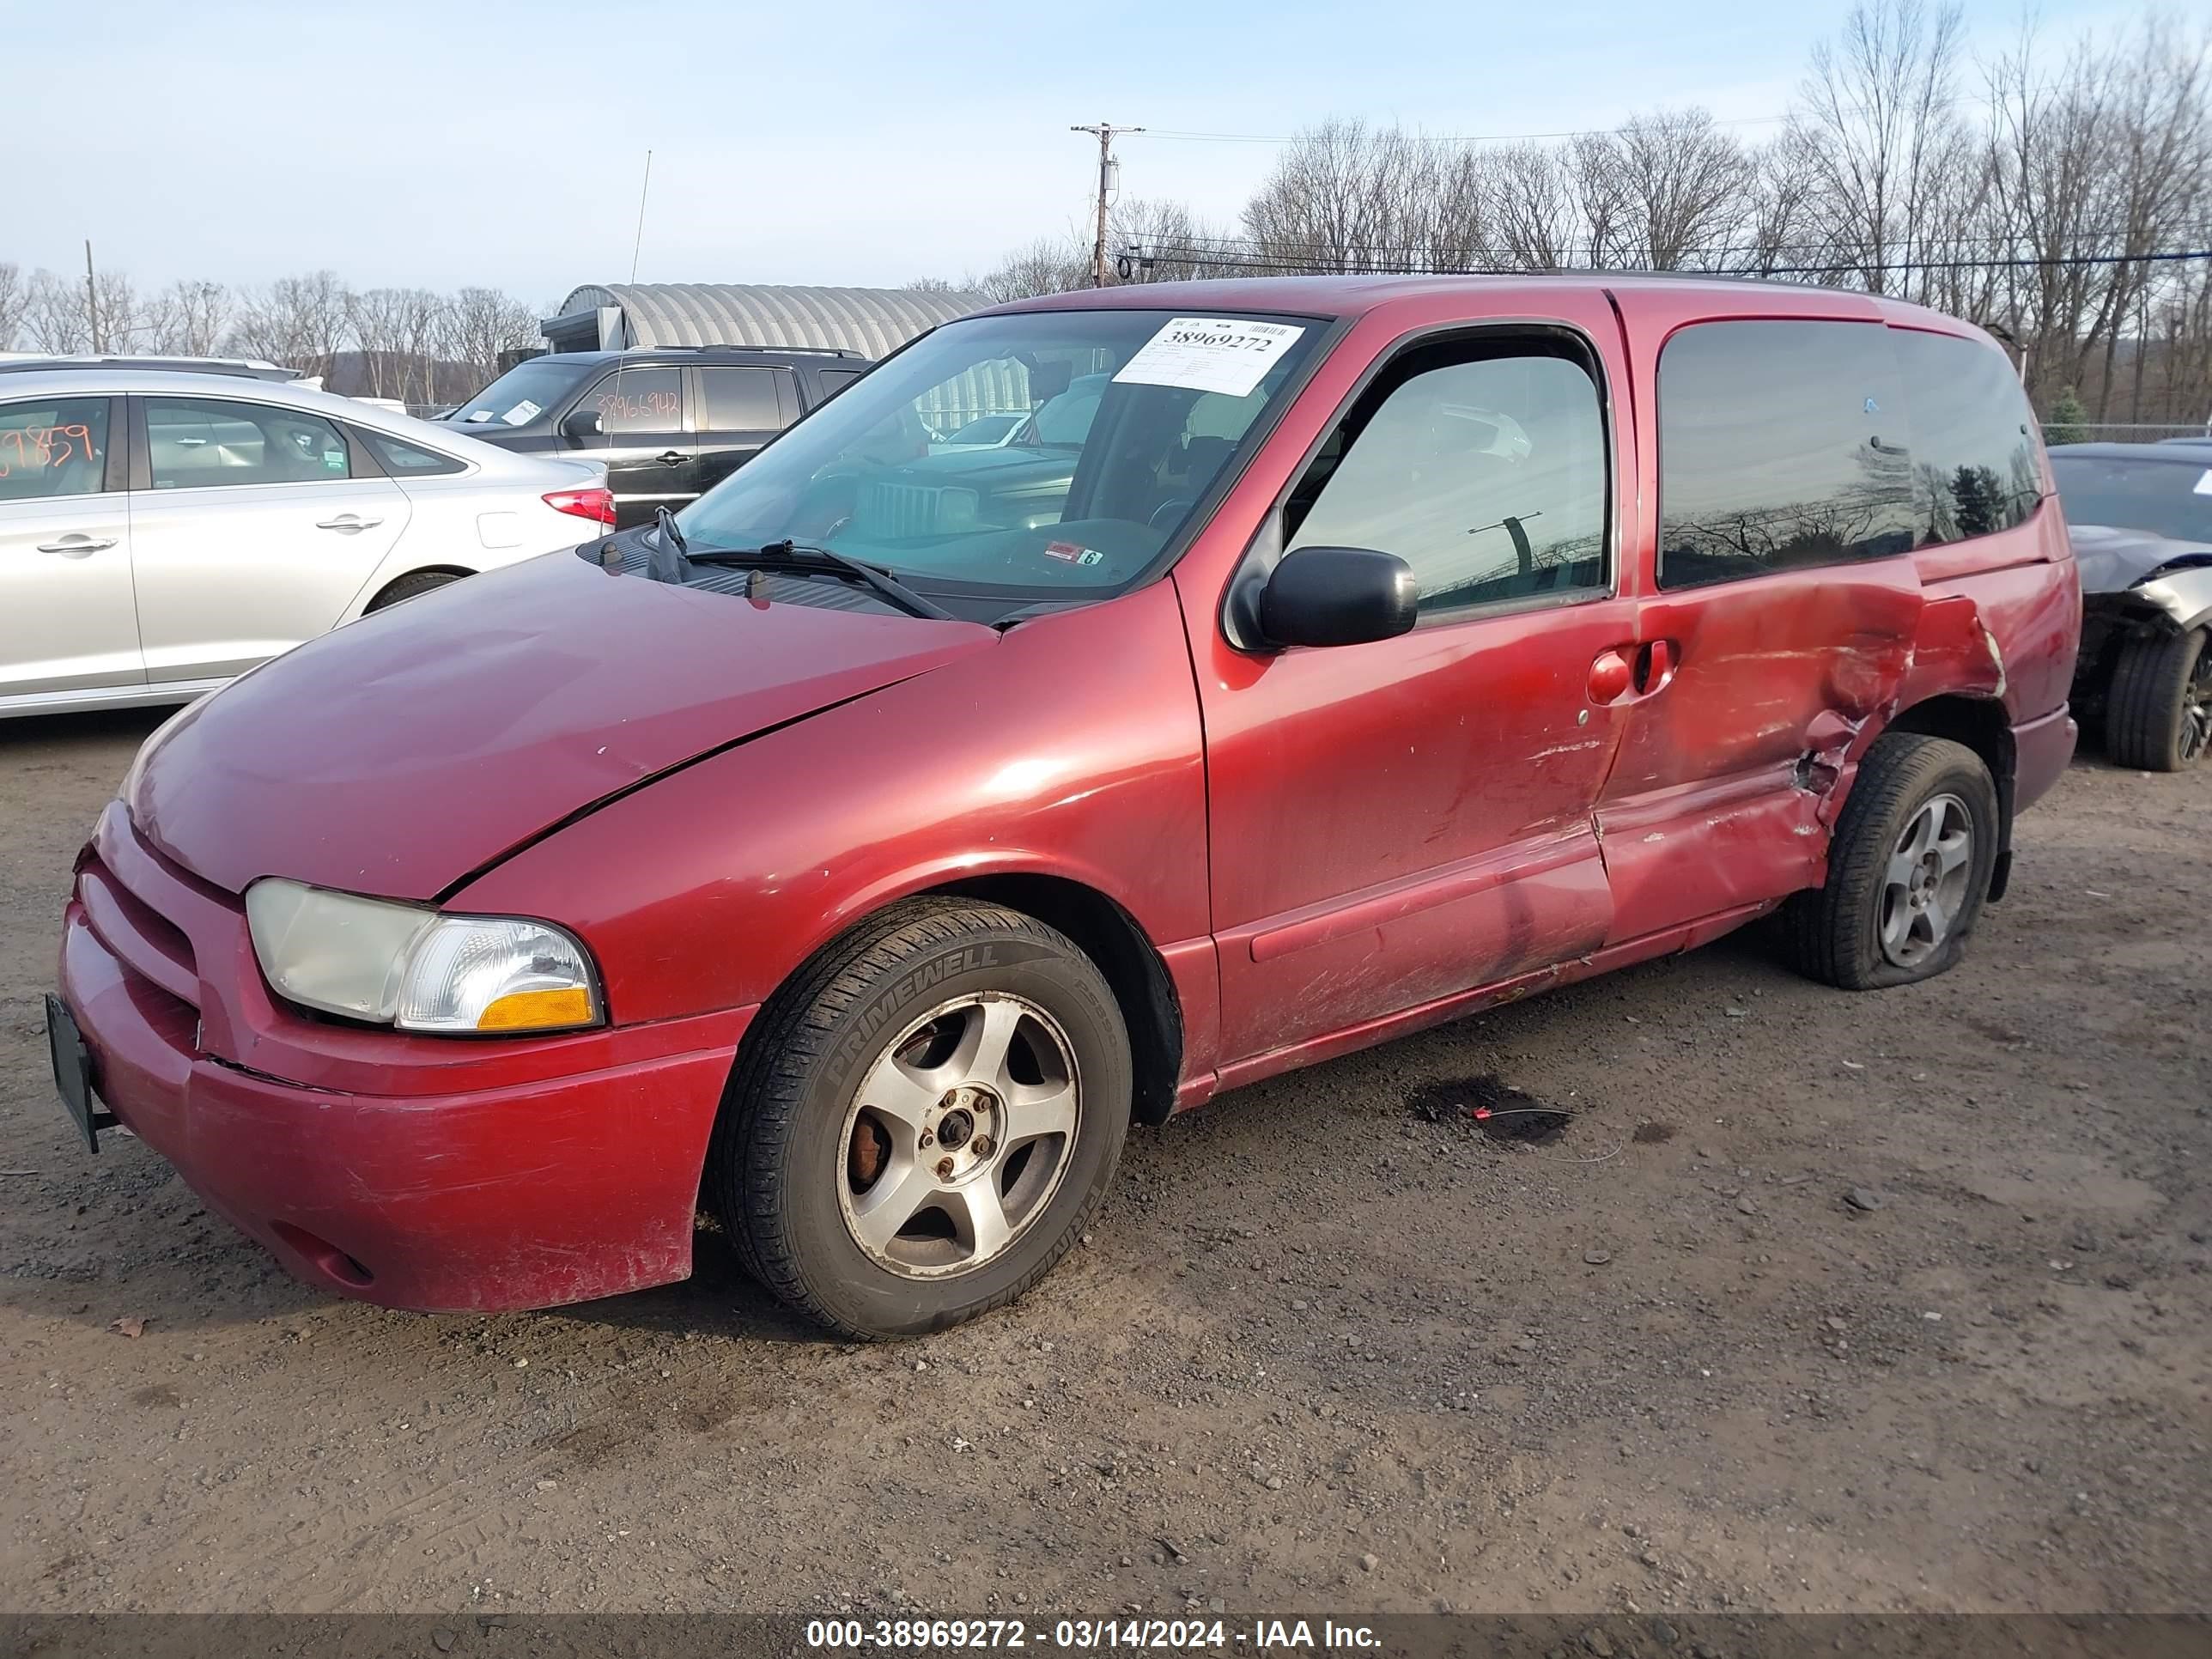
0 367 613 720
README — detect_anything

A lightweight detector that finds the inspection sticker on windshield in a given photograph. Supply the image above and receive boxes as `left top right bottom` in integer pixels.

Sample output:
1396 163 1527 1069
1113 317 1305 398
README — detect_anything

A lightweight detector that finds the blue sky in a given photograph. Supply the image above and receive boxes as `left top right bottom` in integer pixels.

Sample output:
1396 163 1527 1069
6 0 2136 306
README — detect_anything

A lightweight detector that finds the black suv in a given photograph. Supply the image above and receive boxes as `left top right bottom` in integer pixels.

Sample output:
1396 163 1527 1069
445 347 872 527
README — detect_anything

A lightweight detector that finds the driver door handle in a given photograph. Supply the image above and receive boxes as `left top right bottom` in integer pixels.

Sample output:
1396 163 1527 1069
653 450 684 466
38 535 118 556
314 514 383 532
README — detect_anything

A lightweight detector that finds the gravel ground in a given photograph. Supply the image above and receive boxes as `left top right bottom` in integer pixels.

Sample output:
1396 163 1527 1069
0 708 2204 1616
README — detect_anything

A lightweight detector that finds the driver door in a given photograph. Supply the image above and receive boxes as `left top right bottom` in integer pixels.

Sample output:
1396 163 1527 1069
1188 315 1641 1070
563 367 694 527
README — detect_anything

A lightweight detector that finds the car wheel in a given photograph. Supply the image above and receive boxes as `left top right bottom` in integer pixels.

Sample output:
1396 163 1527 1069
708 898 1132 1338
1782 732 2001 990
366 570 465 612
2104 627 2210 772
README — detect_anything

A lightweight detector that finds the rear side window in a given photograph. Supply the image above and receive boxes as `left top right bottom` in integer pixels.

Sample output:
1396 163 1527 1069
1287 339 1609 617
145 396 353 489
0 397 110 501
358 427 466 477
1891 328 2041 544
700 367 792 431
815 369 863 400
1658 320 1914 590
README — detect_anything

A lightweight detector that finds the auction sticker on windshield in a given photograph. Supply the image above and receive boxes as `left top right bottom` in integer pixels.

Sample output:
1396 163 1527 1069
502 399 543 427
1113 317 1305 398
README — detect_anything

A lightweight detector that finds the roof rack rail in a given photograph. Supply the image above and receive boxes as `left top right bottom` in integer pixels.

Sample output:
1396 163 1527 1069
641 343 866 358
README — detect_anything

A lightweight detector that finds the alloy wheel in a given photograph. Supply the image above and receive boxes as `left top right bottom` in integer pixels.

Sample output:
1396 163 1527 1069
1878 793 1974 969
836 993 1082 1279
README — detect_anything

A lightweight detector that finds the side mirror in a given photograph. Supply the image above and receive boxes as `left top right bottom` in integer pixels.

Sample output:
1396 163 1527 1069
1259 545 1419 648
560 408 603 441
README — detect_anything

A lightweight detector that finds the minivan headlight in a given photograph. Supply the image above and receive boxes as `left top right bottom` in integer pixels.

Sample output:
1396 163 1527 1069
244 878 601 1035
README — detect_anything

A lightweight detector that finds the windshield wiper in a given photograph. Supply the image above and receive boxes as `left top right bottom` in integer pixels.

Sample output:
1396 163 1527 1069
655 505 689 555
684 538 957 622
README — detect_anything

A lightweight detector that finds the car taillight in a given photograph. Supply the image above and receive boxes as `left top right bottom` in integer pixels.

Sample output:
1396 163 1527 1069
544 486 617 526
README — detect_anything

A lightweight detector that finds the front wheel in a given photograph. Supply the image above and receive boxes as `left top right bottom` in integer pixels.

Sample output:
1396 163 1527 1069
2104 627 2209 772
707 899 1132 1338
1782 733 2001 990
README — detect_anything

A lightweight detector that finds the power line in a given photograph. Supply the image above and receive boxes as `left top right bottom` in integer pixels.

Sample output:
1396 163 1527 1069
1136 83 2081 149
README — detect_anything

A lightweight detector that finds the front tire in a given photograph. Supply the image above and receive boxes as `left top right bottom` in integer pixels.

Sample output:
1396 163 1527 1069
2105 627 2209 771
708 899 1132 1338
1782 733 2001 990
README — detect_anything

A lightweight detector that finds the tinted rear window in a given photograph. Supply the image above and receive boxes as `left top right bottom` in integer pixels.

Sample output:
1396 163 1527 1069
700 367 790 431
2051 454 2212 543
1658 319 1914 590
1891 328 2041 545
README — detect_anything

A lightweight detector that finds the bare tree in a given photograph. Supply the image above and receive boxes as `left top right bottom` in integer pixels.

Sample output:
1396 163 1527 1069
975 235 1090 302
146 279 230 356
441 286 541 388
1790 0 1972 295
0 262 24 350
228 270 351 377
1241 119 1432 271
1485 143 1576 270
24 270 93 353
1109 198 1243 283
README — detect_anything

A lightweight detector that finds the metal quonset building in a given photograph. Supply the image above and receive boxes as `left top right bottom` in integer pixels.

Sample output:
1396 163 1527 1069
539 283 983 356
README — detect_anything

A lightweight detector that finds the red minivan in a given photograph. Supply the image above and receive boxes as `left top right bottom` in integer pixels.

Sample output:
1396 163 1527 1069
48 276 2080 1337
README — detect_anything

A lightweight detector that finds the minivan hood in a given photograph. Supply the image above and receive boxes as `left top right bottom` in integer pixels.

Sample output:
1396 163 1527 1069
129 553 996 900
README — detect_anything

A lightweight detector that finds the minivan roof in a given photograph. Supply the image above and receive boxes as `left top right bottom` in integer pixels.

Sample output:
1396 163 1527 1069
991 272 1993 342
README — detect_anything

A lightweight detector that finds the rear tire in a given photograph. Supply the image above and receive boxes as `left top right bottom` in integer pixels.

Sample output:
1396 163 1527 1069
366 570 465 612
707 898 1132 1338
2104 627 2209 772
1782 733 2000 990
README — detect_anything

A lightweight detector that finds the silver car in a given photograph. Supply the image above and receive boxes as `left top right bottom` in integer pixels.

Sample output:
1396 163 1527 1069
0 368 612 719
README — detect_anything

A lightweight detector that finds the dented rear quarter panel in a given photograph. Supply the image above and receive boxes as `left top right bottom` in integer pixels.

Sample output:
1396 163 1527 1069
1595 287 2079 940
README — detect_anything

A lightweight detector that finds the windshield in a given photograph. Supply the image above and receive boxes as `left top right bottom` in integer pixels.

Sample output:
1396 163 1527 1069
677 309 1322 599
2052 453 2212 544
451 358 591 427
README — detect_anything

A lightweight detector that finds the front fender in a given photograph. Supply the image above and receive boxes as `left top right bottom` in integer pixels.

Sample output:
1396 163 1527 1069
450 580 1210 1027
2132 566 2212 635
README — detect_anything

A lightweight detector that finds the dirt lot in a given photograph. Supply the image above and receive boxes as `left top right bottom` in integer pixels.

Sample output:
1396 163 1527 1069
0 708 2204 1618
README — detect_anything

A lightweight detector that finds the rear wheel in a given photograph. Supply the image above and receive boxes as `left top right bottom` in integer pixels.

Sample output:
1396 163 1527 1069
707 899 1131 1338
1782 732 2000 990
2104 627 2209 772
366 569 464 612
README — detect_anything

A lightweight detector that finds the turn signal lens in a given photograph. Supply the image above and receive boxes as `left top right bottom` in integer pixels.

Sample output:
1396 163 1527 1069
476 987 596 1031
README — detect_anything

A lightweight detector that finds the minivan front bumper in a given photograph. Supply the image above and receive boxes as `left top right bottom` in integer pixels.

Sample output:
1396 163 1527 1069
54 803 750 1313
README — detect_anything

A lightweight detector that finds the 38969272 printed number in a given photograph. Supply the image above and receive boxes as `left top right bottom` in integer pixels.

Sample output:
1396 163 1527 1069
804 1617 1229 1650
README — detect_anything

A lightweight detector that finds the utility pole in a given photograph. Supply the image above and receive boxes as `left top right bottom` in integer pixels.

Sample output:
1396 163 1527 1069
84 240 102 354
1070 123 1142 288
